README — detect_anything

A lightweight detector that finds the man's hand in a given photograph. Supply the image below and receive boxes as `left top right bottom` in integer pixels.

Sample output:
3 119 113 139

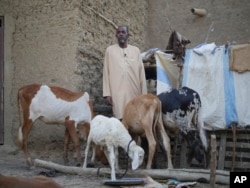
104 96 113 106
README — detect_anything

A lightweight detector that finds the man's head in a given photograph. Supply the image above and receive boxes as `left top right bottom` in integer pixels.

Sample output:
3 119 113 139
116 26 129 48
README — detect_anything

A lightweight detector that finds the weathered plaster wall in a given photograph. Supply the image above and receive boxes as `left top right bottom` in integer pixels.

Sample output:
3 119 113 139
0 0 249 153
146 0 250 50
0 0 84 151
0 0 148 151
11 0 81 90
76 0 148 105
1 14 15 150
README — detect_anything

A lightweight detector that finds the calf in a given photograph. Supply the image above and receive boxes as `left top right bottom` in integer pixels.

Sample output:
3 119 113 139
0 174 63 188
17 83 94 167
83 115 144 180
157 86 208 160
122 94 173 169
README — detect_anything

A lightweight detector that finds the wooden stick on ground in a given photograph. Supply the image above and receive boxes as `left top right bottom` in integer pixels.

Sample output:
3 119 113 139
34 159 229 185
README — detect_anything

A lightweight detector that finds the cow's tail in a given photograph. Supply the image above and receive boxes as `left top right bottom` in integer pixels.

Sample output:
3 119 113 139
199 126 208 150
198 110 208 150
154 99 166 146
152 115 158 142
152 99 160 140
17 88 24 149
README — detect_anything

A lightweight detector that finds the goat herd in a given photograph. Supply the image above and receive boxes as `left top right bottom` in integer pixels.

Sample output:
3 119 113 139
7 83 208 185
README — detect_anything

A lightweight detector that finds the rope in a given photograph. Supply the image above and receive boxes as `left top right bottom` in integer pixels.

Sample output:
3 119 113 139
117 139 133 179
95 139 134 179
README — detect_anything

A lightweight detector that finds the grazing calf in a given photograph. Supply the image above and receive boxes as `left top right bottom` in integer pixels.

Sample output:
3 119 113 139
0 174 63 188
17 83 94 167
157 86 208 155
83 115 144 180
122 94 173 169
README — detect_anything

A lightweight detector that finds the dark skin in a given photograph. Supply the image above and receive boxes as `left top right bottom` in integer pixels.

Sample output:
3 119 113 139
104 26 129 106
116 26 129 48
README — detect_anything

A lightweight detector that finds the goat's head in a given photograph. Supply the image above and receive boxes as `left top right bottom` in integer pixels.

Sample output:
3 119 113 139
166 31 190 60
128 142 145 170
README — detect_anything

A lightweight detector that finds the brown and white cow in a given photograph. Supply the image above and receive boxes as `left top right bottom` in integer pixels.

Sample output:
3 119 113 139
0 173 63 188
122 94 173 169
17 83 94 167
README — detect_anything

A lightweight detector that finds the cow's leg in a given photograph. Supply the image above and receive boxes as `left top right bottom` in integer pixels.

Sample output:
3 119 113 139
90 144 96 164
95 145 109 165
103 148 111 166
157 115 173 169
63 128 70 165
65 120 82 166
107 146 116 180
114 147 119 169
142 117 156 169
83 136 91 168
145 132 156 169
20 118 34 167
158 126 173 168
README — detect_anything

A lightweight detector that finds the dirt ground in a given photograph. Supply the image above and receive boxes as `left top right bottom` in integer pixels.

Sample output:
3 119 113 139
0 143 230 188
0 146 110 188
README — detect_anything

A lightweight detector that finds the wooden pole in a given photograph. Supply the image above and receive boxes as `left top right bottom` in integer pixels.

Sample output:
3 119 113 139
34 159 229 185
210 134 217 187
231 123 237 171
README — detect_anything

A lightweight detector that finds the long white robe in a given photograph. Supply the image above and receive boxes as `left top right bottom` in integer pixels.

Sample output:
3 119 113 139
103 44 147 119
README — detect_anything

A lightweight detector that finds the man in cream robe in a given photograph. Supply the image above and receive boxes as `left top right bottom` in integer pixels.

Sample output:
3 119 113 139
103 26 147 120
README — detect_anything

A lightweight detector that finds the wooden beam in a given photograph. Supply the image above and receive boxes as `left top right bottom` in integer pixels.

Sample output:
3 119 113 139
34 159 229 185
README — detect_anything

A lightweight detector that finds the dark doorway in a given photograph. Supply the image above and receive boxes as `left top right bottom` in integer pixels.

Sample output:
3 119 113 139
0 16 4 144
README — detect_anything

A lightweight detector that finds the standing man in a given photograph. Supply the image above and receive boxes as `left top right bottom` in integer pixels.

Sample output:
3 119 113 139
103 25 147 120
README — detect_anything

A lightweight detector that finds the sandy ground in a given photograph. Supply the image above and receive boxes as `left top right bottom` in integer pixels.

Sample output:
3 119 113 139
0 154 110 188
0 144 229 188
0 144 111 188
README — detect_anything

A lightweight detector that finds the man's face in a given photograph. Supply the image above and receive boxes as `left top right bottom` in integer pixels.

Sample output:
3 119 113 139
116 26 129 45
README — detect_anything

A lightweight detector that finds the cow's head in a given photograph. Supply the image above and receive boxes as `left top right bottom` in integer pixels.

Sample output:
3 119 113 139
166 31 190 60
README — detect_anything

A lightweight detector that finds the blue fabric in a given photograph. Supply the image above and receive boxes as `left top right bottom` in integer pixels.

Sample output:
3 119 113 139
182 49 191 86
223 46 238 127
156 66 173 88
